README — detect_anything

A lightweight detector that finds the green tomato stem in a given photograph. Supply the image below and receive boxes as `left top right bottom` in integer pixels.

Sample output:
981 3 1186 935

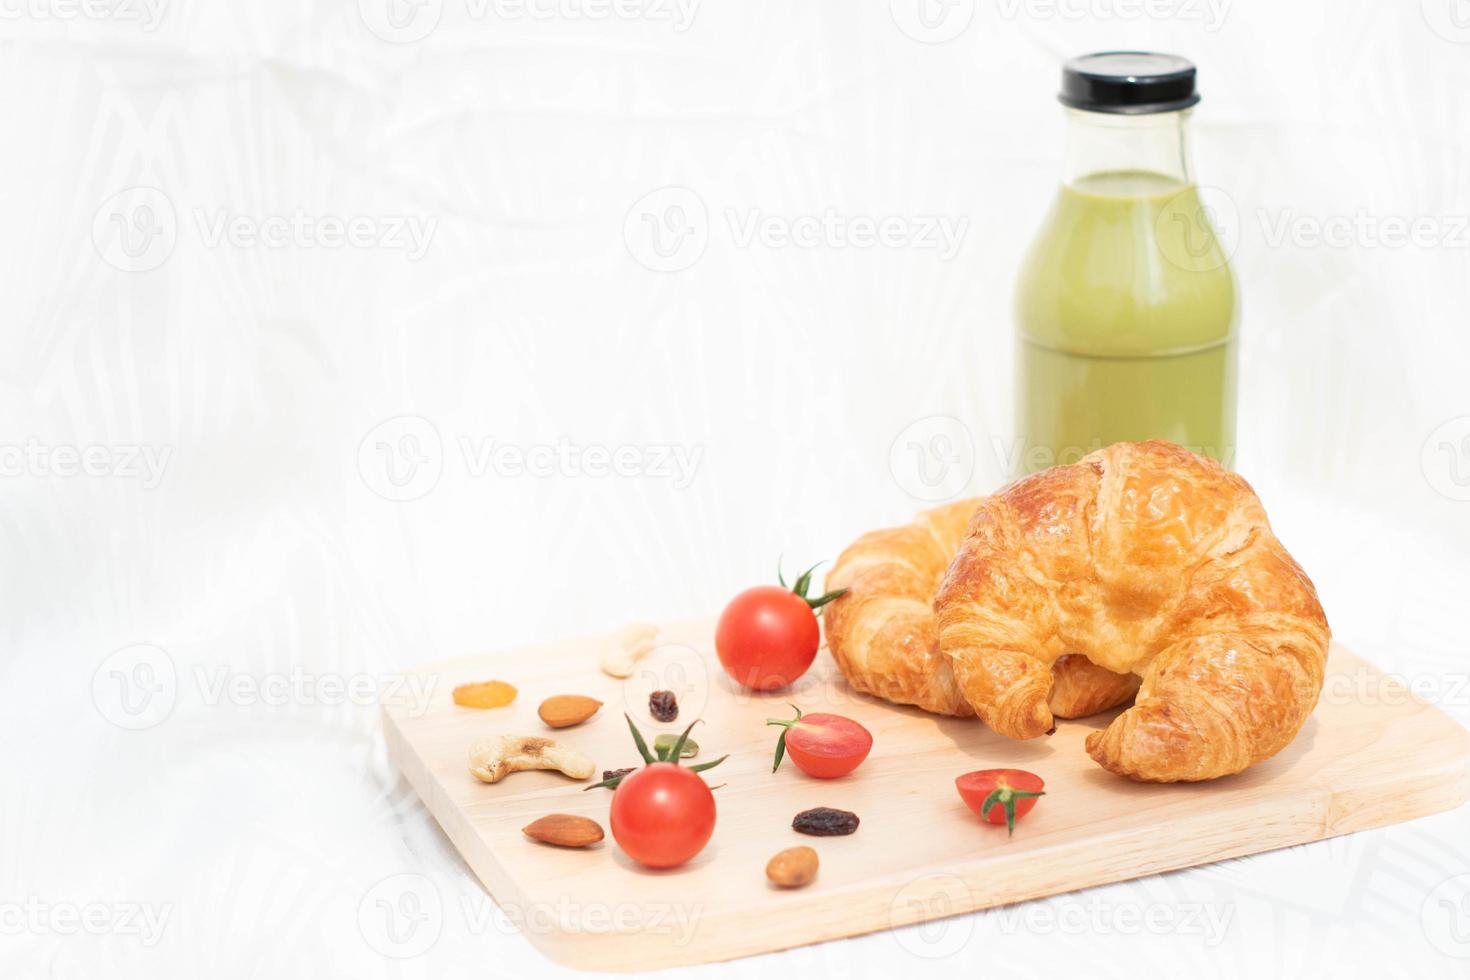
624 713 655 765
766 705 803 772
979 786 1045 837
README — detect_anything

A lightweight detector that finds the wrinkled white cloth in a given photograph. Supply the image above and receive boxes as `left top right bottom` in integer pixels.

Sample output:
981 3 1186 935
3 2 1469 977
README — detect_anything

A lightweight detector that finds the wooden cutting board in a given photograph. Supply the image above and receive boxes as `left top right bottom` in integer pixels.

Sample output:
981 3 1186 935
382 620 1470 971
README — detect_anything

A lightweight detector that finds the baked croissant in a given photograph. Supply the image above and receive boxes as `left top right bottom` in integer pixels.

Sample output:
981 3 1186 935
824 498 1139 720
935 440 1330 782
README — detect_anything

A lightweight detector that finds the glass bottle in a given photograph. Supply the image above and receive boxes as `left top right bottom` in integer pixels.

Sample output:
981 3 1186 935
1014 52 1238 472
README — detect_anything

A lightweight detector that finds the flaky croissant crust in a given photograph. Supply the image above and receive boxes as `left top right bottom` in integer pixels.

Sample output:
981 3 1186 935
935 440 1330 782
824 499 1138 721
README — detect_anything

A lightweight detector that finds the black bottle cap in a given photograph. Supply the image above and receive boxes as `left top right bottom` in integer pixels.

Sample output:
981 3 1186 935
1059 52 1199 115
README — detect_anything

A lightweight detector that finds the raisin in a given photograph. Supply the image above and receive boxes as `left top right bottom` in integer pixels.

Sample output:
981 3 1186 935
602 767 636 783
649 690 679 723
792 807 859 837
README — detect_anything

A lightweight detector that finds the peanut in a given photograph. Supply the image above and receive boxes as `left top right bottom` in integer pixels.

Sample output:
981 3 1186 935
765 846 819 888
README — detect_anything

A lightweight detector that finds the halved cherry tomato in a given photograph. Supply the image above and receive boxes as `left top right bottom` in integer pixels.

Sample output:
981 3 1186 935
715 562 845 691
768 706 872 779
609 763 717 869
955 769 1045 836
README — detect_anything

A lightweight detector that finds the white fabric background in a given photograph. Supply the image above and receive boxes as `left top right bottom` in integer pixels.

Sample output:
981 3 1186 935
3 1 1470 977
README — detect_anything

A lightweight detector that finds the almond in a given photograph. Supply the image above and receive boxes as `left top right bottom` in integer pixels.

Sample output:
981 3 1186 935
766 846 819 888
522 813 605 848
538 694 603 729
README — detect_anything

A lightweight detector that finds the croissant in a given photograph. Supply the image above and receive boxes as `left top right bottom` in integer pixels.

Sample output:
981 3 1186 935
824 499 1139 720
935 440 1330 782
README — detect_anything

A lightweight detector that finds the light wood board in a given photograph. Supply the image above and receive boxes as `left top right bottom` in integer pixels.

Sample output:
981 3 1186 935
382 620 1470 971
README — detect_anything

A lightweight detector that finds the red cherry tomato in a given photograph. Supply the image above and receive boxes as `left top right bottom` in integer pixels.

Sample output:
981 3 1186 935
609 763 717 868
955 769 1045 836
768 707 873 778
715 585 821 691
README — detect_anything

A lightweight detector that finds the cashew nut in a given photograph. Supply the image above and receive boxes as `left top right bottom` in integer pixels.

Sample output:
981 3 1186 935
598 622 661 678
468 735 596 784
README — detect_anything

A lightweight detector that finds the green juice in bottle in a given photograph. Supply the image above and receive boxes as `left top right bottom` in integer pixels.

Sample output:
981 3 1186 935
1014 53 1238 472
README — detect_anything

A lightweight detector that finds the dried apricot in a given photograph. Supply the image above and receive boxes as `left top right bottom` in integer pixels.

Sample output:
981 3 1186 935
453 680 518 709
